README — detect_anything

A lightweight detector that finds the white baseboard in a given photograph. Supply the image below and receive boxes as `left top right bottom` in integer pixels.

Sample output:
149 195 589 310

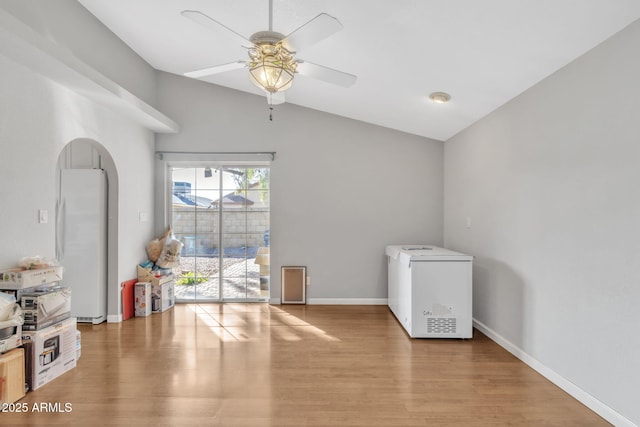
307 298 387 305
269 298 281 305
107 314 122 323
473 319 636 427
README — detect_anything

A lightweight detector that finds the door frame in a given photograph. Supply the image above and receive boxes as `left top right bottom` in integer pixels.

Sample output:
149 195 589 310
158 155 272 302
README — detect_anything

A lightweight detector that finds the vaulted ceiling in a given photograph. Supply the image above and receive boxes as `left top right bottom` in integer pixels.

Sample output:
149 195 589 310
78 0 640 141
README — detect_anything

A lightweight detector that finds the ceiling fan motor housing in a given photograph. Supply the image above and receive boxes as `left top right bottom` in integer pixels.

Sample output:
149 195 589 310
250 31 286 45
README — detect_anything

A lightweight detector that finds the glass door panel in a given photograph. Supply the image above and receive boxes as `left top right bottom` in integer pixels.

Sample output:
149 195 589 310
171 165 269 302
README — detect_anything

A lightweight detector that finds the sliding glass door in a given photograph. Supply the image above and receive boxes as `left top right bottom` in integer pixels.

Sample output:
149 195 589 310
170 165 270 302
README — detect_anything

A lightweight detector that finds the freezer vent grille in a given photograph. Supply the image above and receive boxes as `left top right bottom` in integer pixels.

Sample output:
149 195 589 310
427 317 457 334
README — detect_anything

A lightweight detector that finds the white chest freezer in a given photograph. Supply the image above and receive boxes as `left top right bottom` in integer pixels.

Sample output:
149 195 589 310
386 245 473 338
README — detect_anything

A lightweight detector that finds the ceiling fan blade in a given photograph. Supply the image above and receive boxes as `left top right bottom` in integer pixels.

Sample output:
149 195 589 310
184 61 248 79
282 13 342 52
181 10 252 46
267 91 286 105
296 61 357 87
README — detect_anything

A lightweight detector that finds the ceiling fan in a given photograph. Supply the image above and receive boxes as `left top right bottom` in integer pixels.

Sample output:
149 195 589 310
181 0 357 107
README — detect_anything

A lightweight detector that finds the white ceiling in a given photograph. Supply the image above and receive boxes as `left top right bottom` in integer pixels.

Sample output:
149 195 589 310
78 0 640 141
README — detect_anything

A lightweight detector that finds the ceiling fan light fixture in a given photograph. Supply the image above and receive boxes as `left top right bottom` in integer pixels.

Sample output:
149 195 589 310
248 42 297 93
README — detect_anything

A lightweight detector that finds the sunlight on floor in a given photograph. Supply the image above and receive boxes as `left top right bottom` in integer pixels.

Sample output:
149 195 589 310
185 303 341 342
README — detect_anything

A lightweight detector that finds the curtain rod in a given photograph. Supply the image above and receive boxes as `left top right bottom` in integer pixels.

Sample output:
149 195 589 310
156 151 276 161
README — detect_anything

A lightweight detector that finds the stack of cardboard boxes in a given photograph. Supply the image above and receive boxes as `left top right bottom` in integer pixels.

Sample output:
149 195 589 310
0 266 78 403
133 265 175 317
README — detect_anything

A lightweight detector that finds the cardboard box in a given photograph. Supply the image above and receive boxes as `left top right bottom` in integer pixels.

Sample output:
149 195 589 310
137 265 174 287
22 310 70 331
0 324 22 354
151 281 175 313
75 330 81 360
21 341 33 392
2 284 59 304
0 347 25 403
134 282 151 317
0 266 63 290
21 287 71 331
21 317 77 391
1 289 26 304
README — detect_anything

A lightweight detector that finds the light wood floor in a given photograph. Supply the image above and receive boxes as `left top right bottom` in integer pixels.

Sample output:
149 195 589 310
6 304 607 426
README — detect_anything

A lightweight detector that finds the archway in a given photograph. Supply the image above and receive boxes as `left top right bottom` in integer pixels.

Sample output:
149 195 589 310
56 139 119 322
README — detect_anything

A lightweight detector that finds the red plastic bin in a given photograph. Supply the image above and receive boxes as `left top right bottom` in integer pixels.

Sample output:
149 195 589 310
121 279 137 321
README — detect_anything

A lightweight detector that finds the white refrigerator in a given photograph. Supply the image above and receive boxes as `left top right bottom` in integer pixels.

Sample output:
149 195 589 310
57 169 107 324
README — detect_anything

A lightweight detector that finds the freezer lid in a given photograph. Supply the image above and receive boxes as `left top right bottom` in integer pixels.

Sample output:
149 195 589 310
384 245 434 259
385 244 435 259
387 245 473 261
385 245 403 259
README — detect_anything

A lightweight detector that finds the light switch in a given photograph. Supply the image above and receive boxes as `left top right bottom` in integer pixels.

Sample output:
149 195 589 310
139 212 149 222
38 209 48 224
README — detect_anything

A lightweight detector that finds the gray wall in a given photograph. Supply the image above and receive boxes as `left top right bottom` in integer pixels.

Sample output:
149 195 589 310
0 0 157 107
155 72 444 302
0 1 158 319
444 19 640 425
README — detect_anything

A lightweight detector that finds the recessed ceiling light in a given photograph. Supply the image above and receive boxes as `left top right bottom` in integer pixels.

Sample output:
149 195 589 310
429 92 451 104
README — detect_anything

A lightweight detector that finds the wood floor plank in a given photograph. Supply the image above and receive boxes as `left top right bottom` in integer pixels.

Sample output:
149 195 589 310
3 304 608 426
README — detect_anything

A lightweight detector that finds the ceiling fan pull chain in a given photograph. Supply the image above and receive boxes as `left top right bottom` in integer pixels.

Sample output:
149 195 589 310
269 105 274 121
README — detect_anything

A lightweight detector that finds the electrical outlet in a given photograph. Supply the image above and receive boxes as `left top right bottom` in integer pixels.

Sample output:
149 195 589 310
306 276 311 286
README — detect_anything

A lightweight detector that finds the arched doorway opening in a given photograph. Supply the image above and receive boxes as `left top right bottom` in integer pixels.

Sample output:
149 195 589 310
56 139 119 322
